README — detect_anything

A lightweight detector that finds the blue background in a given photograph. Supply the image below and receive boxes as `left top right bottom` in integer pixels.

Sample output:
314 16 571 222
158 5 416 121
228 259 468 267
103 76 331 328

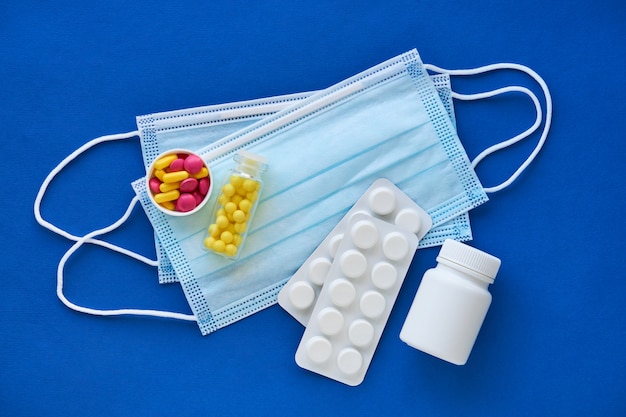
3 1 625 415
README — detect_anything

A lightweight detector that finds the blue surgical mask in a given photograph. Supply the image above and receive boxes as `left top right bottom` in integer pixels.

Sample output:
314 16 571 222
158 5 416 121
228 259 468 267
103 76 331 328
34 49 552 333
131 49 490 335
137 74 471 284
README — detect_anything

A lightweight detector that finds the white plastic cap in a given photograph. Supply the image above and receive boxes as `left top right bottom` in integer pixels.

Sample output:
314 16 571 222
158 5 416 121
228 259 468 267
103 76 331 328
437 239 501 283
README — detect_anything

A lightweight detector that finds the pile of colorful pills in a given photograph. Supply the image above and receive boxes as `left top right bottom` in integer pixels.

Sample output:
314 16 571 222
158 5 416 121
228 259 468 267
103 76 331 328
203 173 262 258
147 150 211 214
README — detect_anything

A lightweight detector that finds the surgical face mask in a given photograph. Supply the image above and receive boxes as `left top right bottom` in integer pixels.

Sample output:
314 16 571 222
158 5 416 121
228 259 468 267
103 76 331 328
34 48 552 334
138 74 470 284
133 49 492 336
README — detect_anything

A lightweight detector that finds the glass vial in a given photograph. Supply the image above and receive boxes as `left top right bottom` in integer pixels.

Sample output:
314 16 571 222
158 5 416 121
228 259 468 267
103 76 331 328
203 151 267 259
400 239 501 365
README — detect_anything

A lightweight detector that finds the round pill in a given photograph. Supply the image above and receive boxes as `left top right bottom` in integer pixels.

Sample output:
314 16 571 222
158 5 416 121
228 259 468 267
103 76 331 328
317 307 344 336
149 177 162 194
329 278 356 308
306 336 333 364
198 177 210 195
368 186 397 216
193 192 204 205
225 244 237 257
289 281 316 310
382 232 410 261
233 210 246 223
340 249 367 278
179 177 198 193
370 261 398 290
328 233 344 259
169 158 185 172
184 154 204 174
350 219 379 249
175 193 197 212
337 348 363 375
308 257 332 286
360 290 386 319
349 210 370 221
394 208 423 235
348 319 375 347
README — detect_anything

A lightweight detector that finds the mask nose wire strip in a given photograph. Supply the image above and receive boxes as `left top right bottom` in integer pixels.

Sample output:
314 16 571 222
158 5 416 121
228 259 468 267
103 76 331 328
56 195 197 321
33 131 159 267
424 63 553 193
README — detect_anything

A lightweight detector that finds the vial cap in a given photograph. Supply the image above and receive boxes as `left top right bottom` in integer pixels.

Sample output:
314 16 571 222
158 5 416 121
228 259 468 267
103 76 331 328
437 239 501 282
235 150 268 172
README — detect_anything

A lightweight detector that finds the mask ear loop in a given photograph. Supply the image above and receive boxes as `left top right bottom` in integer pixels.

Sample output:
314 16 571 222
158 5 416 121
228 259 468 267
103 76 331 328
34 131 158 266
57 195 196 321
35 131 196 321
424 63 553 193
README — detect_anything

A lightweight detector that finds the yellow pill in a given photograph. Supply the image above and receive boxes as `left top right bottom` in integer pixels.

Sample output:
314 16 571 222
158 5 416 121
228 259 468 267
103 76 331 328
225 244 238 257
203 236 215 250
227 212 235 222
239 199 252 213
159 181 180 193
232 233 242 246
160 201 176 211
246 191 258 202
162 170 189 183
226 223 236 234
218 194 230 206
154 154 177 170
154 190 180 203
208 224 220 237
212 240 226 253
154 169 166 181
216 208 226 217
233 210 246 223
192 167 209 179
222 183 236 197
224 202 237 214
220 231 234 244
231 194 243 206
243 179 258 192
230 175 244 188
216 215 229 229
234 222 247 233
236 186 248 197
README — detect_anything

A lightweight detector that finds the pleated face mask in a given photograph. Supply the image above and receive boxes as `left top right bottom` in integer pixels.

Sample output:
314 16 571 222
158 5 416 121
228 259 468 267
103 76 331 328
137 74 471 284
35 48 551 334
131 49 490 335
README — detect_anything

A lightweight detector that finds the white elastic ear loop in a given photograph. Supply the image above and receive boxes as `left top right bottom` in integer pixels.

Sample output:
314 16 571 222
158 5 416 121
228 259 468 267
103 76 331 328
424 63 553 193
34 131 157 266
57 195 196 321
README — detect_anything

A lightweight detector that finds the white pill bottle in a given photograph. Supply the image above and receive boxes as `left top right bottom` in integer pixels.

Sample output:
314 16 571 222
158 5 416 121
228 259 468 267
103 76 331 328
400 239 501 365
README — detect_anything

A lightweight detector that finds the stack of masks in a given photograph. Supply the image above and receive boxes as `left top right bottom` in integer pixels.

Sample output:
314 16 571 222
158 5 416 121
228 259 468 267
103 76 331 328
35 48 551 335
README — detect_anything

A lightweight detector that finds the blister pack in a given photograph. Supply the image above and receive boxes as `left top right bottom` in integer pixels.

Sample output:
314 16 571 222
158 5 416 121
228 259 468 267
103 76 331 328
294 214 422 386
278 178 432 325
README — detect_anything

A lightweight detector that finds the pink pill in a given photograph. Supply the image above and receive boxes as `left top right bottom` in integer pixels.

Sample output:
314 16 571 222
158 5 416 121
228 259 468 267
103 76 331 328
184 155 204 174
193 191 205 205
149 177 162 194
198 177 210 195
180 178 198 193
175 193 197 212
169 158 185 172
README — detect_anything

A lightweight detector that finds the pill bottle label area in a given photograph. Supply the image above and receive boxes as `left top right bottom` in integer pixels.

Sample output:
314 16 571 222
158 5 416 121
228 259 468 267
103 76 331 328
294 214 421 386
278 178 432 326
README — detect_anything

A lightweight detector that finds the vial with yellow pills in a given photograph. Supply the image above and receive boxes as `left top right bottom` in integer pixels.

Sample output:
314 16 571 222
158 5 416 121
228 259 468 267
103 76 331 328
203 151 267 259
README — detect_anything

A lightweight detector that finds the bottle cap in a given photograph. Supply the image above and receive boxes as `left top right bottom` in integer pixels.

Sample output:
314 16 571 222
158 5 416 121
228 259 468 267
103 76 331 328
437 239 501 283
236 150 268 171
